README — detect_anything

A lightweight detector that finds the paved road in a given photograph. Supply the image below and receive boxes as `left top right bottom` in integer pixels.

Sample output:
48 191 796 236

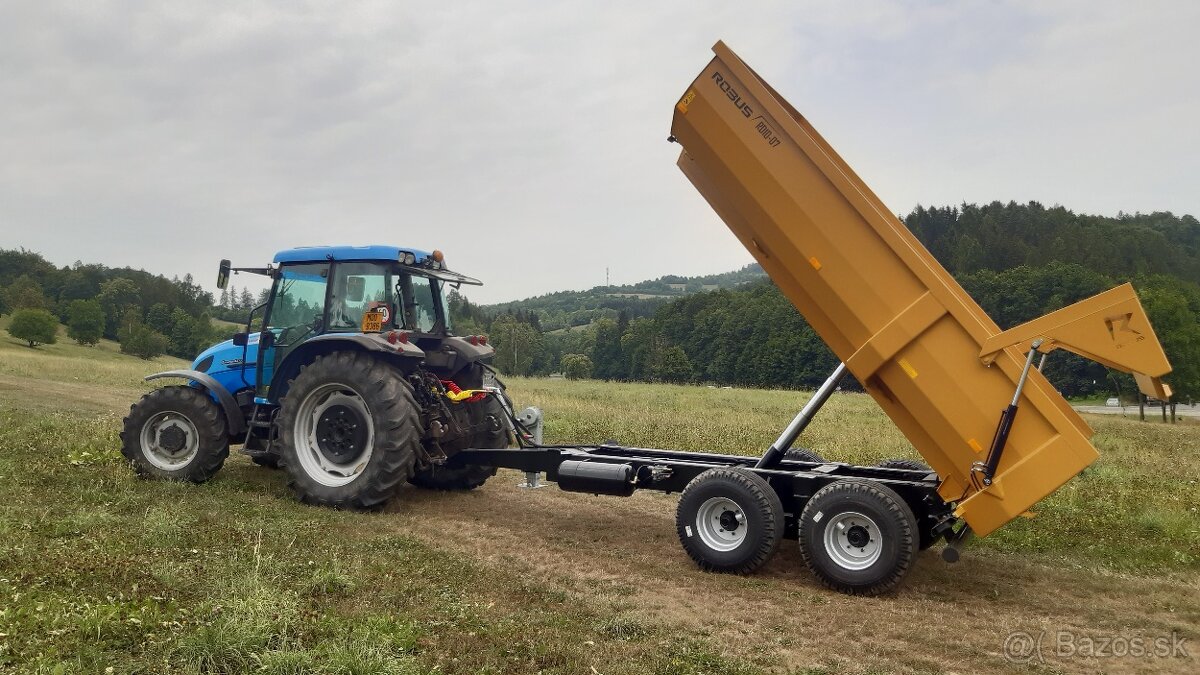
1073 404 1200 418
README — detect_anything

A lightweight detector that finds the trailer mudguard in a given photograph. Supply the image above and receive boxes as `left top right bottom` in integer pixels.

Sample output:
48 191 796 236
145 369 247 437
670 41 1172 536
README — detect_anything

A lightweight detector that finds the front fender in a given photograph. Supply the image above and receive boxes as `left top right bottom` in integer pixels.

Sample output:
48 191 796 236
145 369 247 437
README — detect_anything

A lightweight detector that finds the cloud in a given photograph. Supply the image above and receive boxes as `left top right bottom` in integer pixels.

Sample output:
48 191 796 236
1 1 1196 303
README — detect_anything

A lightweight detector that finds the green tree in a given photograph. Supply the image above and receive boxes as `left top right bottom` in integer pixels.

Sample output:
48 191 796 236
651 345 693 383
591 314 629 380
560 353 593 380
97 278 141 338
1136 275 1200 402
8 308 58 347
120 322 169 360
146 303 174 335
168 308 208 358
491 316 542 376
2 275 48 312
66 299 105 346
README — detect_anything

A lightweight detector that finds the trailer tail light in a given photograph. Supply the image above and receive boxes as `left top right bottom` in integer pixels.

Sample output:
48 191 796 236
387 331 409 345
479 334 487 345
467 335 478 345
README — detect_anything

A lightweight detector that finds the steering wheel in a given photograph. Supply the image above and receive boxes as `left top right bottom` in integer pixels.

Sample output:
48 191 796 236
277 313 323 346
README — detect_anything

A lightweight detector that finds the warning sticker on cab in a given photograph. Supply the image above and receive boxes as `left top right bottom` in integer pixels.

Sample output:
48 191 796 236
676 89 696 114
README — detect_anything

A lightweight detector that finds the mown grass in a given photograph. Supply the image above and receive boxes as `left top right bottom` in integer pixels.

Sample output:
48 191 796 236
0 410 773 674
0 326 1197 672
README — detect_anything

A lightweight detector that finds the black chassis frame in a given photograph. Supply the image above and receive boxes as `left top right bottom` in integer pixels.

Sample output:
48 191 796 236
452 444 956 543
453 361 962 546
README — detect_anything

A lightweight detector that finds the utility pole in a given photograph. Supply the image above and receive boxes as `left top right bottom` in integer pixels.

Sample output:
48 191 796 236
606 267 610 287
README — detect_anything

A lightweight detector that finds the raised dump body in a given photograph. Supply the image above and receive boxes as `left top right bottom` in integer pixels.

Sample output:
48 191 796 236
670 42 1172 536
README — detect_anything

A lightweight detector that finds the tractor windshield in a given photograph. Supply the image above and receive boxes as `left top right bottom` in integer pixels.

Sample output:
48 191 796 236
321 262 447 334
269 263 329 342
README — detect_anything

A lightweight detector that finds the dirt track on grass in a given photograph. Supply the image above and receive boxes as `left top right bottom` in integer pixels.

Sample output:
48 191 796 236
381 470 1198 674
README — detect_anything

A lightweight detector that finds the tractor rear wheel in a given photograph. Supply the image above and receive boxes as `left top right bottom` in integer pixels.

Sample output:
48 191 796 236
676 468 784 574
798 478 917 595
121 385 229 482
277 352 419 510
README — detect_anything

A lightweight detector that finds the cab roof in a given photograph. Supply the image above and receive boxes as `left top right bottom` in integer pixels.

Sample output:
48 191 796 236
272 245 431 265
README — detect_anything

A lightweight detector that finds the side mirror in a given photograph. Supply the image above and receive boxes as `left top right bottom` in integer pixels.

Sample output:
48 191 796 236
259 331 276 349
346 276 365 302
217 259 231 290
232 331 248 347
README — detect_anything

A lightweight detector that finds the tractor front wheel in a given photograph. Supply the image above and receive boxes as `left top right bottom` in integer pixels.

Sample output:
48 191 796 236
120 385 229 482
277 352 420 510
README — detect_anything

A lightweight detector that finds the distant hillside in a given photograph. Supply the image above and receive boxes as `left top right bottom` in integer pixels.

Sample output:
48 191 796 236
483 263 765 331
454 201 1200 399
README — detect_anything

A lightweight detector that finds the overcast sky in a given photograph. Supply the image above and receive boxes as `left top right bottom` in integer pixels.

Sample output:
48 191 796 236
2 1 1197 303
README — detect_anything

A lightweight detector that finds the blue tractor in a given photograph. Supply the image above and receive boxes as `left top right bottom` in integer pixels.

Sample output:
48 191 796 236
120 245 514 509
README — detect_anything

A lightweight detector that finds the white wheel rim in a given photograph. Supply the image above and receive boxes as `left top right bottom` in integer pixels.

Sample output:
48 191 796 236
823 510 882 570
139 410 200 471
696 496 748 552
292 382 375 488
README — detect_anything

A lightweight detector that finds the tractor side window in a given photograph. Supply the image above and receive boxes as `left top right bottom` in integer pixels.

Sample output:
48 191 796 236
396 274 442 333
268 263 329 344
328 262 393 332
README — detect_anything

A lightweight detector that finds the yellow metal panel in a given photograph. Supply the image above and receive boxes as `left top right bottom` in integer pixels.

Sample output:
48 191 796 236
668 42 1172 536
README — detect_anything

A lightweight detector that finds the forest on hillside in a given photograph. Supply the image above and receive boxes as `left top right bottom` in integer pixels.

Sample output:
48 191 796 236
452 202 1200 401
0 249 218 359
4 201 1198 400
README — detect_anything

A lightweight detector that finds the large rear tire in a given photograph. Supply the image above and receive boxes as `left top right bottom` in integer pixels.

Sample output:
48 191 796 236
120 385 229 482
276 352 419 510
676 468 784 574
798 479 917 596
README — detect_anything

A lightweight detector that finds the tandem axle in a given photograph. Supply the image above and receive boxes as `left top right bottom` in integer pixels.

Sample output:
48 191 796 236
453 365 964 596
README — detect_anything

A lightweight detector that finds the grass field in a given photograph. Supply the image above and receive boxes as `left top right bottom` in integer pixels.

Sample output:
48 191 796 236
0 323 1197 674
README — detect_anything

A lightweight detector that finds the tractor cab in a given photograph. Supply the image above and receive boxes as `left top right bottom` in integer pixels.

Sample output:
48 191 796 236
217 245 486 404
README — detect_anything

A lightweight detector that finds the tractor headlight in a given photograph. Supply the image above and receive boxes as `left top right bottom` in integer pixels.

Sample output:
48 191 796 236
399 252 415 265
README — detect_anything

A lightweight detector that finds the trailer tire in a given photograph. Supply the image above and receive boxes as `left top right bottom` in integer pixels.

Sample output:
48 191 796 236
121 385 229 483
876 458 931 472
277 352 419 510
676 468 784 574
799 479 917 596
785 449 827 463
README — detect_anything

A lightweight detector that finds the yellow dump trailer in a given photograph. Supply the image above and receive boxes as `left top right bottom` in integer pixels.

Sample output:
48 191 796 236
669 41 1172 538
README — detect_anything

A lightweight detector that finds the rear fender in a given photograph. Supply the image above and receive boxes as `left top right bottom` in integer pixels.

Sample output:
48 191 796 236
270 333 425 402
144 369 247 436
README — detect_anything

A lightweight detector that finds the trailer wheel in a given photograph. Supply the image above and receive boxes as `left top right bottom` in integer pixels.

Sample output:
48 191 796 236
876 458 931 472
799 479 917 595
676 468 784 574
785 449 827 463
277 352 419 510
